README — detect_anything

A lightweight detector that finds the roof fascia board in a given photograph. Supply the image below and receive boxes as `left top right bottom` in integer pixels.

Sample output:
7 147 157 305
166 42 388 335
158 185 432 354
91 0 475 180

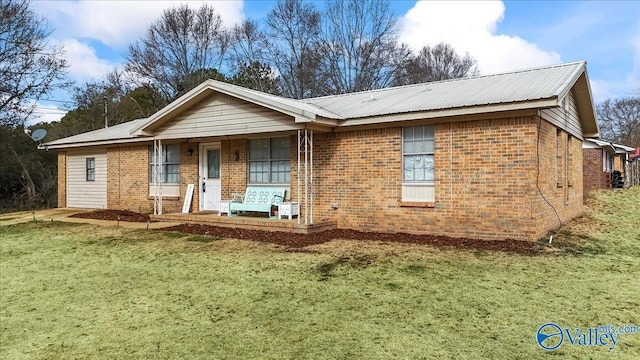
555 61 586 100
337 100 557 128
41 137 154 150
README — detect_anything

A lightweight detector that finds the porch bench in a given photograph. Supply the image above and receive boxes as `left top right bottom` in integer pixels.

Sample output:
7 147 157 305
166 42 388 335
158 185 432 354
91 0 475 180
228 186 287 218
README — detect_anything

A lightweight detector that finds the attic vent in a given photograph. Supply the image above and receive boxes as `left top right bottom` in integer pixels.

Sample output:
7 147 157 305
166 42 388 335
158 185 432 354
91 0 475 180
363 95 376 103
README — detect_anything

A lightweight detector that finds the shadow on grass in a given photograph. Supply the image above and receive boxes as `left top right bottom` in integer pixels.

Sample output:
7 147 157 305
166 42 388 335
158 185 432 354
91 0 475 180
541 226 607 256
315 254 376 281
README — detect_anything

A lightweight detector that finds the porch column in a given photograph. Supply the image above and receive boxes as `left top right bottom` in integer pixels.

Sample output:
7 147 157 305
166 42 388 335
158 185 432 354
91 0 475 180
153 139 163 215
297 129 314 225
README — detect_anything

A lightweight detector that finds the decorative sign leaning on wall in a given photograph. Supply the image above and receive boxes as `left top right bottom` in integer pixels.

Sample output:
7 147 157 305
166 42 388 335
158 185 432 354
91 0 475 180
182 184 194 213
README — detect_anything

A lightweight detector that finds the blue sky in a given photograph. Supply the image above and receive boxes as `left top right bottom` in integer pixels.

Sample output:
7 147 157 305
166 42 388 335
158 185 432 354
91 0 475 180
31 0 640 123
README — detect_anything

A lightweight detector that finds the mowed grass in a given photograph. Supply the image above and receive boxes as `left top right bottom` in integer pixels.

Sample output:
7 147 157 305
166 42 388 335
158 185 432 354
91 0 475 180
1 189 639 359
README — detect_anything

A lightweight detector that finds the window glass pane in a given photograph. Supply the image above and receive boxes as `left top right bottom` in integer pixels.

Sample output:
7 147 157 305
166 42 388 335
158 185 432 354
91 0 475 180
404 140 414 154
413 126 423 141
271 160 290 183
404 169 414 181
86 158 95 181
165 144 180 163
249 139 269 160
415 140 427 153
271 137 290 159
207 150 220 179
249 161 269 183
403 127 413 142
424 125 434 139
165 164 179 183
425 168 435 181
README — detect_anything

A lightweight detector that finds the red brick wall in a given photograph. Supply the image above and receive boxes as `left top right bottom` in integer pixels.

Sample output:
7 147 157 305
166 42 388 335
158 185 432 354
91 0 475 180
583 148 606 194
57 151 66 207
309 116 582 241
106 145 153 213
86 116 583 241
532 120 583 238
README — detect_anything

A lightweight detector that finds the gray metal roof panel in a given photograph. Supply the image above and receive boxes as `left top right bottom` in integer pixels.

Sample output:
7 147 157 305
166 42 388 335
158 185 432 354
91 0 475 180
303 61 585 119
44 118 149 146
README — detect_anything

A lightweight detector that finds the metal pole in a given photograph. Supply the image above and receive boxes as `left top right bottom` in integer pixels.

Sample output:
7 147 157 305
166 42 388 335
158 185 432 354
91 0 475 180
297 129 301 225
158 139 162 215
310 129 313 224
103 96 108 128
304 128 308 225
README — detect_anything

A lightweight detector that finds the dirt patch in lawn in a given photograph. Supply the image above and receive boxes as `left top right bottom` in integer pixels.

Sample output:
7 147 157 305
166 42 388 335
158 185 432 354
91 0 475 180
161 223 542 255
69 209 153 223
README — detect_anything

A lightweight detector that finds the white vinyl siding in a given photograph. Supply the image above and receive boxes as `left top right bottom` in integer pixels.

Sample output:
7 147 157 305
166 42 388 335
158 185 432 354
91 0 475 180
402 125 435 202
155 92 302 139
67 151 107 208
541 90 583 140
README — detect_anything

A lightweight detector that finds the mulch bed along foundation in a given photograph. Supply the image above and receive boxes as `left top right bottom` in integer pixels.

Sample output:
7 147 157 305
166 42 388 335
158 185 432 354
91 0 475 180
161 223 542 255
71 209 541 254
69 209 152 223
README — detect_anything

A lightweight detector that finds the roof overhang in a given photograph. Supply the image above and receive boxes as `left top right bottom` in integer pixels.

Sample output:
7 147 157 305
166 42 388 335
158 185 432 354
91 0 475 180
336 98 558 128
130 80 340 136
40 136 154 150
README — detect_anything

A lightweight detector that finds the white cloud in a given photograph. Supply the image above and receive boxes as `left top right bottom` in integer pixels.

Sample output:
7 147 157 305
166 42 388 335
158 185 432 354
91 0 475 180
28 103 67 125
37 1 245 49
400 0 561 75
54 38 118 84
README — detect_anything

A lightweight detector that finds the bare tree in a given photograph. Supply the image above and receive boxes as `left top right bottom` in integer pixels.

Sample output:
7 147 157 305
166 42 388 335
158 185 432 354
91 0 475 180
124 4 230 102
228 20 281 94
597 97 640 147
0 0 69 127
229 20 267 71
265 0 323 99
320 0 404 94
394 43 478 86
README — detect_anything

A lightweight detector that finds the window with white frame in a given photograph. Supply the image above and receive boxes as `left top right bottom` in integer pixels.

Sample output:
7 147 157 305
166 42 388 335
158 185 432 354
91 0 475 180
403 126 435 182
149 144 180 183
86 157 95 181
402 125 435 202
248 137 290 184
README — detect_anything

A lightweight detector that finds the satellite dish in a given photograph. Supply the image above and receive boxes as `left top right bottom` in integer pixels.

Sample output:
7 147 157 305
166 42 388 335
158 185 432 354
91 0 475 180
31 128 47 142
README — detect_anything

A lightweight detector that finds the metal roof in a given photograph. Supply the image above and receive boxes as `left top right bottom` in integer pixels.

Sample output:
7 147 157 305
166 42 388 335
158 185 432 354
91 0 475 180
44 61 597 148
43 118 149 148
303 61 586 119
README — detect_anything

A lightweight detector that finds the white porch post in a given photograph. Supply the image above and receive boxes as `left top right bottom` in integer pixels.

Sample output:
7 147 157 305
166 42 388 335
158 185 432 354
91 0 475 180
153 139 163 215
309 129 314 224
297 129 314 225
297 130 301 225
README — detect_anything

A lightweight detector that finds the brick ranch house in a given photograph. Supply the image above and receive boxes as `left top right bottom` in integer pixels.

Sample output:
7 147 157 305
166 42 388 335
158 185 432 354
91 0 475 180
43 61 599 241
582 139 636 192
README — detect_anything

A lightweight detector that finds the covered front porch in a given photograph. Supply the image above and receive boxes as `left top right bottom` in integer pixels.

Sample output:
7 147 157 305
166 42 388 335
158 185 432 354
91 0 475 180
150 128 323 229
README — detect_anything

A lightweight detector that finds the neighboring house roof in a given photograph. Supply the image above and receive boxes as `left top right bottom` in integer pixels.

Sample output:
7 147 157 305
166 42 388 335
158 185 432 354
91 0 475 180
43 61 598 149
583 139 636 155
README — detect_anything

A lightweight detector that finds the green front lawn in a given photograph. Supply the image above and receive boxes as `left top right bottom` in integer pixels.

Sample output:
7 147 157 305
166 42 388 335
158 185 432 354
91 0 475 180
1 189 639 359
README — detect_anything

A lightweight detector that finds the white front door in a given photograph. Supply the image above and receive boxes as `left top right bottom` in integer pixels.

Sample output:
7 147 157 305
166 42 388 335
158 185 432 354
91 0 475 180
200 144 221 211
